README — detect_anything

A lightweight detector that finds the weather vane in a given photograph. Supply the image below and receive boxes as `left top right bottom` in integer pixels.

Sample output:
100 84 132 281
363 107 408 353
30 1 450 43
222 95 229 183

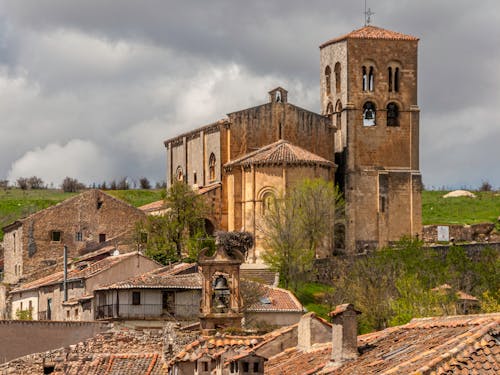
364 0 375 25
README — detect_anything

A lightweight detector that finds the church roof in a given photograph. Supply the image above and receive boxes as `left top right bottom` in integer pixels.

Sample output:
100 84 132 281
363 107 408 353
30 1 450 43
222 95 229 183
224 140 335 169
320 25 419 48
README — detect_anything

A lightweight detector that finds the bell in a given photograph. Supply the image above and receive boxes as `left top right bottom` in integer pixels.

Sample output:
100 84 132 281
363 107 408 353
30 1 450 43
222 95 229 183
365 109 374 120
215 298 227 310
214 275 228 290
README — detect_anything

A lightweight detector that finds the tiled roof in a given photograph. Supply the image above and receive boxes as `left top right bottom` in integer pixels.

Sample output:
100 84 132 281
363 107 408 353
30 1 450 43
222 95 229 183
96 263 200 290
320 25 419 48
11 252 142 293
246 282 303 313
139 200 166 212
267 344 331 375
167 335 263 369
63 353 167 374
224 140 335 169
265 313 500 375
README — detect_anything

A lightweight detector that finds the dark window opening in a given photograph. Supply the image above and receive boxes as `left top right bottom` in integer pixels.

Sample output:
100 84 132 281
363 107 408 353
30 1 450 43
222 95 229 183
51 231 61 242
193 172 197 185
388 67 393 92
387 102 399 126
132 291 141 305
97 199 103 209
362 66 367 91
99 233 106 243
380 196 386 213
243 362 249 372
209 153 216 181
203 361 209 371
75 232 83 241
43 365 55 374
334 62 341 93
394 67 400 92
363 102 376 127
253 362 260 372
325 65 331 95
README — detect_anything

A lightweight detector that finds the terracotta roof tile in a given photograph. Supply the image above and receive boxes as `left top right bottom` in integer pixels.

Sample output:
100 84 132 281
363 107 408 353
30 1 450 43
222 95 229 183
320 25 419 48
224 140 335 169
11 252 143 293
245 281 303 313
64 353 167 374
265 313 500 375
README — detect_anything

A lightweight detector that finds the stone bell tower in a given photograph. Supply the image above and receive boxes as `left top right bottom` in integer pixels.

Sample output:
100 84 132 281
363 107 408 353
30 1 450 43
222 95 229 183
199 245 244 334
319 25 422 253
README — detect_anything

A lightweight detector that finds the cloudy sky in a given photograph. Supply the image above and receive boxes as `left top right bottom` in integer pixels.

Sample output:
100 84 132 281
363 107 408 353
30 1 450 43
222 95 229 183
0 0 498 189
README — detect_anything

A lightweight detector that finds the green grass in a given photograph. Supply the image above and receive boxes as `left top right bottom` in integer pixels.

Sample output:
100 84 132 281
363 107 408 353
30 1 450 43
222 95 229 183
0 188 164 241
422 190 500 225
295 282 334 319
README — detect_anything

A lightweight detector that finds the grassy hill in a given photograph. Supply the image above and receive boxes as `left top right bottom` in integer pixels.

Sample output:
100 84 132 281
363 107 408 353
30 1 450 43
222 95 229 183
0 188 164 241
0 188 498 241
422 190 500 225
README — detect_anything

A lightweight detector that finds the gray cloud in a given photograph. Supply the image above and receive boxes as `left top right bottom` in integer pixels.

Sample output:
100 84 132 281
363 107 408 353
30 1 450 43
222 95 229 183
0 1 499 188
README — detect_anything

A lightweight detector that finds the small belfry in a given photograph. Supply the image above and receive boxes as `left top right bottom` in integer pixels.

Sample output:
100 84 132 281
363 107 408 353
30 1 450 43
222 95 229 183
198 243 244 334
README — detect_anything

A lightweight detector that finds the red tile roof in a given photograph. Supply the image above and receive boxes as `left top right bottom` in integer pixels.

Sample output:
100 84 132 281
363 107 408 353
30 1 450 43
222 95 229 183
265 313 500 375
320 25 419 48
246 282 303 313
63 353 167 374
224 140 335 169
11 252 144 293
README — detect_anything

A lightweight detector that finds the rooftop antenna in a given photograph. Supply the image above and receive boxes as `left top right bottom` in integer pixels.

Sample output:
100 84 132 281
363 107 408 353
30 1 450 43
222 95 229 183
364 0 375 26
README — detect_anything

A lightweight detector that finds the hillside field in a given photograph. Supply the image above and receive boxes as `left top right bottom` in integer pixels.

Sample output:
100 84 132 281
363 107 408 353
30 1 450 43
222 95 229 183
0 189 164 241
0 189 499 241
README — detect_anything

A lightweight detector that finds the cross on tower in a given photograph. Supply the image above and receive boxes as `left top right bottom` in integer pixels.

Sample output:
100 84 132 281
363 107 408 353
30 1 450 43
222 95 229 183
364 0 375 26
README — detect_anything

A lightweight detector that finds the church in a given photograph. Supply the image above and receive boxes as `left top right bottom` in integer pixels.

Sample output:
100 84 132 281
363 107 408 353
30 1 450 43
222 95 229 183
163 25 422 262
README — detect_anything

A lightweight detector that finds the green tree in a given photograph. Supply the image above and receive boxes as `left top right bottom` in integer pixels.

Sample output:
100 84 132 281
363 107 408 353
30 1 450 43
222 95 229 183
260 179 344 291
138 181 210 264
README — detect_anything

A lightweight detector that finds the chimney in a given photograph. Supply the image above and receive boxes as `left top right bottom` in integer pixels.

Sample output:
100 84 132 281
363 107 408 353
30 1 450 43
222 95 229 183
329 304 360 365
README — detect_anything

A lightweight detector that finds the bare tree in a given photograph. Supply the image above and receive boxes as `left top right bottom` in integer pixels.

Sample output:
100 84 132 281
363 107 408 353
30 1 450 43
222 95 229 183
61 177 86 193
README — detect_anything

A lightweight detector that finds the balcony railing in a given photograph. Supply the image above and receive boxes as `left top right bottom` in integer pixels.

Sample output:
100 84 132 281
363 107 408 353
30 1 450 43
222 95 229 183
95 303 196 320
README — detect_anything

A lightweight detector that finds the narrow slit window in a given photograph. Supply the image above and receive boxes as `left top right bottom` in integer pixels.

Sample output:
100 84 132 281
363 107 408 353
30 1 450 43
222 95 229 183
334 62 341 93
209 153 216 181
325 65 331 95
368 67 374 91
388 67 393 92
394 68 400 92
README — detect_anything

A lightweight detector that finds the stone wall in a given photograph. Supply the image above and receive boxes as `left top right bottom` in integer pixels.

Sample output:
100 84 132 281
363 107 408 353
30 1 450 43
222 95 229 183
423 223 497 243
2 190 146 284
0 320 108 363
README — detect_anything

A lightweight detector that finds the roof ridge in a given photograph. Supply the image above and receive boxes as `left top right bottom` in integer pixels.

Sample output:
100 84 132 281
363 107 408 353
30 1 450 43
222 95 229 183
319 25 419 48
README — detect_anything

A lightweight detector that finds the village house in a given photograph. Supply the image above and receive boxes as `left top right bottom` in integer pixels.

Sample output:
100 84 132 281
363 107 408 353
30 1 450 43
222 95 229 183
9 251 160 321
94 262 304 327
1 189 147 286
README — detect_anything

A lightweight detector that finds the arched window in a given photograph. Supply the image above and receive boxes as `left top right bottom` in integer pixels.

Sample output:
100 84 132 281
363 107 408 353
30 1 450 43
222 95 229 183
325 66 332 95
388 67 393 92
176 166 184 182
386 102 399 126
334 62 341 93
326 102 333 116
362 66 367 91
363 102 376 127
261 192 276 215
208 153 216 181
394 68 400 92
368 67 374 91
335 101 342 128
